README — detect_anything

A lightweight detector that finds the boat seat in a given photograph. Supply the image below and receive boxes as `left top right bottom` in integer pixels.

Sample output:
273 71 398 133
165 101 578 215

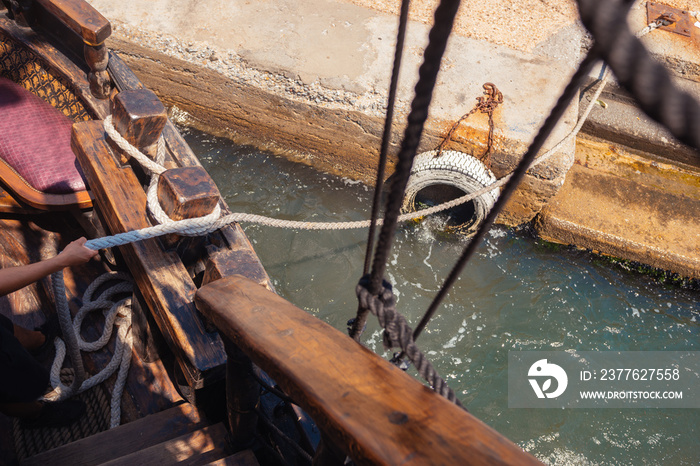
0 77 92 210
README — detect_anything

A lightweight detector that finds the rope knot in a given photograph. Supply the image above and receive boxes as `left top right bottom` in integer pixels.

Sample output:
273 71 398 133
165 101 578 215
355 276 407 351
355 275 462 406
356 276 400 350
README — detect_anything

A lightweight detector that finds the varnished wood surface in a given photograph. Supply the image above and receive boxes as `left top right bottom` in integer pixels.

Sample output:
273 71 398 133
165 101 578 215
112 88 167 152
158 167 221 221
72 120 227 387
34 0 111 45
21 403 205 466
0 158 93 210
196 275 543 466
0 186 37 213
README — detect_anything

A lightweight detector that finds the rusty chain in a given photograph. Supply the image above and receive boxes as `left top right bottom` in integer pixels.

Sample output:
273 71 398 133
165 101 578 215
436 82 503 168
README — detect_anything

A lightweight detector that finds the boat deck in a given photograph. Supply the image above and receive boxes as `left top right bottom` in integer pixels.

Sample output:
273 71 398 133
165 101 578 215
0 206 183 464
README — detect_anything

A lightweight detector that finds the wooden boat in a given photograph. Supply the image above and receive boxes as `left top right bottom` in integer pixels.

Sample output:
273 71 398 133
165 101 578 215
0 1 540 464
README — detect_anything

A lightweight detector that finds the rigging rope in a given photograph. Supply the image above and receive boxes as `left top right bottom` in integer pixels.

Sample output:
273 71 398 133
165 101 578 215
353 0 464 401
356 278 462 405
396 9 671 360
577 0 700 151
362 0 411 277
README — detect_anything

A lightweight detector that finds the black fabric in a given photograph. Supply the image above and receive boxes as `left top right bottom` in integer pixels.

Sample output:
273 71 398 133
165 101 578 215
0 315 49 404
0 313 13 333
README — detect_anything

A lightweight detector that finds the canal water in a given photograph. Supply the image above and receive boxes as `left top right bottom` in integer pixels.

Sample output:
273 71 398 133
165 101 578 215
182 127 699 465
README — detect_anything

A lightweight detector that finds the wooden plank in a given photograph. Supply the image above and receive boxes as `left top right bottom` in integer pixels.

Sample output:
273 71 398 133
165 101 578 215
100 423 230 466
195 276 543 466
20 402 206 466
206 450 260 466
71 121 226 386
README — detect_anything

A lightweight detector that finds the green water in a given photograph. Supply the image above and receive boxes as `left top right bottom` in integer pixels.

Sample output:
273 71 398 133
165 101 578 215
182 127 699 465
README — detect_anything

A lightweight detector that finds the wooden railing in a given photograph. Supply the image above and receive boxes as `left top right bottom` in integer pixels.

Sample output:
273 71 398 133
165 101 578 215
195 275 543 465
71 88 272 406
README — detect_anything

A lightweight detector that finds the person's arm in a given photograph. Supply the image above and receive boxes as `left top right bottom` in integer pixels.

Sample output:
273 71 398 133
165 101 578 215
0 237 98 297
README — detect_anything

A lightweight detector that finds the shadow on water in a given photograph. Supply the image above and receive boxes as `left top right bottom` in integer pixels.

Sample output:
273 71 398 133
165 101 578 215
182 126 700 466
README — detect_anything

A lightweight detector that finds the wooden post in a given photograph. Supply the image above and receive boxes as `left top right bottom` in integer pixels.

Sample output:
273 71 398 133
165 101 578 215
111 88 168 160
85 42 110 99
222 337 259 450
157 167 221 221
35 0 113 98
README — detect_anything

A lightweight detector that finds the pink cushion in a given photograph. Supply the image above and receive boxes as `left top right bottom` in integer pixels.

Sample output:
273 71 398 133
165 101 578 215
0 77 86 194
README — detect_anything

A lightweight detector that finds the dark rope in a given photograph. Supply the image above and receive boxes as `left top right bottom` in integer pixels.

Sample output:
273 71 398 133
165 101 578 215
369 0 462 294
576 0 700 151
403 47 606 351
362 0 411 276
356 276 463 407
351 0 411 341
351 0 462 342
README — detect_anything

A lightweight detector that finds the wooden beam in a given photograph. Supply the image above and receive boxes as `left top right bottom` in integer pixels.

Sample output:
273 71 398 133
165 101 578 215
34 0 111 45
72 120 226 388
195 275 542 466
111 89 167 156
158 167 221 221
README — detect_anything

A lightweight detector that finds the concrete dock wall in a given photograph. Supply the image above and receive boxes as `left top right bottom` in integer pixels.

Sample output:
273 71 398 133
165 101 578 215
87 0 700 278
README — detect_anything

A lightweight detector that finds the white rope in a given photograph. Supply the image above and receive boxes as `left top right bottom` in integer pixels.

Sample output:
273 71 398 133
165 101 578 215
103 115 166 176
45 272 134 428
92 68 613 241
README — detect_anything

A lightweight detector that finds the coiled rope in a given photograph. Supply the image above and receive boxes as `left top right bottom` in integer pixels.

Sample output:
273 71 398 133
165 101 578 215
46 272 133 428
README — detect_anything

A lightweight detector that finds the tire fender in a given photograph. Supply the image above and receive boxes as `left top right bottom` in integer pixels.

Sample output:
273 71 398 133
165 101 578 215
401 150 499 234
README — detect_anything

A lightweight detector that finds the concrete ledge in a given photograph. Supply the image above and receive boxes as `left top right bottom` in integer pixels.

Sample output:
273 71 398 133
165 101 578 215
580 74 700 170
535 137 700 278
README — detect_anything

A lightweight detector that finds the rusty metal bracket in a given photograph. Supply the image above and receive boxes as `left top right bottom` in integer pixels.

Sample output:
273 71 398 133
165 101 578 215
647 2 693 37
